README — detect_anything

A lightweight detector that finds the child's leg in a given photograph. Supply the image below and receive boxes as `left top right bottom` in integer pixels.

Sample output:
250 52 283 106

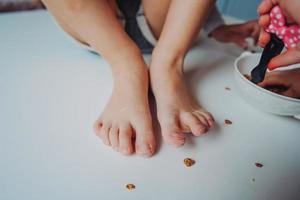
143 0 215 146
42 0 155 156
141 0 171 39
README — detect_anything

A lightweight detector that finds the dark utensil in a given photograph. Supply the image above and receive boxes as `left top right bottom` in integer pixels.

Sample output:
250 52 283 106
251 34 284 84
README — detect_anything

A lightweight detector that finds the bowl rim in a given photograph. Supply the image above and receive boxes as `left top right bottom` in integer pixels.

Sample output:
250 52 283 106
234 52 300 103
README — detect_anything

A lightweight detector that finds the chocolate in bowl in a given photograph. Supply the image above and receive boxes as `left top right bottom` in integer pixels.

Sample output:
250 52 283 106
234 52 300 119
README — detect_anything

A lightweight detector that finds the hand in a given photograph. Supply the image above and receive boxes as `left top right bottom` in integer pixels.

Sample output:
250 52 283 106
210 20 260 49
258 0 300 70
258 68 300 99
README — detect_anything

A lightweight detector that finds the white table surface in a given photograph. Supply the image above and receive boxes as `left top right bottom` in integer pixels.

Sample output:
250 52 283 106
1 11 300 200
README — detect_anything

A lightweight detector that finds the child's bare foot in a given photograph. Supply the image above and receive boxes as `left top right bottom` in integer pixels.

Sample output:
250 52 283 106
94 63 156 157
150 56 214 147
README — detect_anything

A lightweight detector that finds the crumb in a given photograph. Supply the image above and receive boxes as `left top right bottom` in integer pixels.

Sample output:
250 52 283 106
126 183 135 190
184 158 195 167
225 87 231 91
255 163 263 168
252 178 255 182
243 74 252 81
224 119 232 125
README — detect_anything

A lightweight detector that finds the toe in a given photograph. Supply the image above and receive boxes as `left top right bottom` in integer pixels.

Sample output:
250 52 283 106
109 125 119 151
196 109 215 127
160 115 185 147
180 112 208 136
162 126 185 147
134 122 156 157
193 112 209 128
100 122 111 145
119 123 134 155
93 119 103 137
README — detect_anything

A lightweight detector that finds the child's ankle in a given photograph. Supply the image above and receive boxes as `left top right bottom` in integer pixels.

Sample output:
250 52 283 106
151 51 185 74
111 60 149 83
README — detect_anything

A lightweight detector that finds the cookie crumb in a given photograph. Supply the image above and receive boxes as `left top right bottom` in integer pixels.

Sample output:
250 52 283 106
224 119 233 125
225 87 231 91
184 158 195 167
255 163 263 168
126 184 135 190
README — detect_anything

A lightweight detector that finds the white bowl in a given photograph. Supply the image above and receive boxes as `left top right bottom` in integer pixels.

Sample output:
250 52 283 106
234 52 300 119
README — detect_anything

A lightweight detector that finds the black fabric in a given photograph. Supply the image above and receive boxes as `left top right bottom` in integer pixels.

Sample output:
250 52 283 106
116 0 154 54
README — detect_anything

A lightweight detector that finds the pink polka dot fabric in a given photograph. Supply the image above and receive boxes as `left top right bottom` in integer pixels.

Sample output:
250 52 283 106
266 6 300 49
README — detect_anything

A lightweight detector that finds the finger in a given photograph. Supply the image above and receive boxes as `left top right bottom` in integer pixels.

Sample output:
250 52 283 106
251 22 261 44
241 20 255 30
240 20 259 37
257 73 285 87
258 15 270 46
268 47 300 70
258 14 270 29
258 29 271 47
258 0 275 15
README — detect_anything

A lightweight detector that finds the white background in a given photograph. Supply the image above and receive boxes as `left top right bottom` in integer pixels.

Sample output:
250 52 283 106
1 11 300 200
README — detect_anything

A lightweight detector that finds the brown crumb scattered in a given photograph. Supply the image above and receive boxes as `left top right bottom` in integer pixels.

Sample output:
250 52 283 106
255 163 263 168
184 158 195 167
243 74 252 81
126 183 136 190
224 119 233 125
225 87 231 91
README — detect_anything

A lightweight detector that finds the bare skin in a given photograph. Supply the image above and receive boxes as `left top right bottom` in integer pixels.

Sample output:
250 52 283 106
258 0 300 70
258 68 300 99
42 0 215 154
146 0 215 146
210 20 260 49
42 0 156 156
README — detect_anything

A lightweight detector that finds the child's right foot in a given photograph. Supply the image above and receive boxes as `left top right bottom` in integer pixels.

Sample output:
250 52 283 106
93 62 156 157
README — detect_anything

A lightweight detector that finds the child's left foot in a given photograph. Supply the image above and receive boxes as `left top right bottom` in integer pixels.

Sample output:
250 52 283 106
150 57 214 147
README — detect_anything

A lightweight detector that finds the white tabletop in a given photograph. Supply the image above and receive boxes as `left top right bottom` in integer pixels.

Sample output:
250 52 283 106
1 11 300 200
